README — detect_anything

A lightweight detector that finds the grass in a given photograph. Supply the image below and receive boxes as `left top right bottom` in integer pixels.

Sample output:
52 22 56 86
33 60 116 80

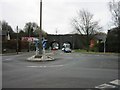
75 49 99 54
74 49 119 55
75 49 87 52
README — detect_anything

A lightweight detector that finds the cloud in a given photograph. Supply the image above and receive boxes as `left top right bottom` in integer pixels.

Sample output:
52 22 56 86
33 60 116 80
43 1 111 34
1 0 112 34
1 0 39 30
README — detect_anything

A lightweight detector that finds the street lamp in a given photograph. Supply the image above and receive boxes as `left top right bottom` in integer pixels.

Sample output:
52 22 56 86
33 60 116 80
70 35 74 49
103 39 106 53
99 36 106 53
102 35 106 53
7 28 10 41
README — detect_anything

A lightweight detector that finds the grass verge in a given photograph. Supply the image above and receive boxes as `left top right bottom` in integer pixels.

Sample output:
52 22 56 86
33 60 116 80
74 49 119 55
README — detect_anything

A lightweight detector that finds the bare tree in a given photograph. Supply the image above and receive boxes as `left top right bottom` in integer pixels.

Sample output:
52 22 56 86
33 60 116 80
72 9 101 51
109 0 120 27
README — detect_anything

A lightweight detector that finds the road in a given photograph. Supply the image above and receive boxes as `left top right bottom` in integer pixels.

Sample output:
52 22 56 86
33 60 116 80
2 50 119 89
0 54 2 90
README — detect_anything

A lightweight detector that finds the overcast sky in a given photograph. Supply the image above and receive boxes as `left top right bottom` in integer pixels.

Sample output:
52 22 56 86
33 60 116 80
0 0 118 34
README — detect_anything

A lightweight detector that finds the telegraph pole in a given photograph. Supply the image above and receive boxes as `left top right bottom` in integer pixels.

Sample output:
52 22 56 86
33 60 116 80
39 0 43 55
28 25 31 52
16 26 19 54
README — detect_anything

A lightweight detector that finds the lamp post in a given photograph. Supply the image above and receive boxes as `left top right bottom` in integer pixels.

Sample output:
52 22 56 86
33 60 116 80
7 31 10 41
72 35 74 49
70 35 74 49
103 35 106 53
103 39 106 53
99 35 106 53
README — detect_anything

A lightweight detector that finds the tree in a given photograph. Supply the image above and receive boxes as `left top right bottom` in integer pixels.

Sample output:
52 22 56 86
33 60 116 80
18 29 25 37
19 29 25 34
2 20 14 34
72 9 102 51
24 22 47 37
108 0 120 53
109 0 120 27
1 21 14 39
24 22 39 37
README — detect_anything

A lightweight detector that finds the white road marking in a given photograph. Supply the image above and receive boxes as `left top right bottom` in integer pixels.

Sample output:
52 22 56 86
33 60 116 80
95 83 116 88
3 55 21 61
110 79 120 85
4 58 12 61
48 65 64 67
95 79 120 89
27 65 64 68
96 55 100 56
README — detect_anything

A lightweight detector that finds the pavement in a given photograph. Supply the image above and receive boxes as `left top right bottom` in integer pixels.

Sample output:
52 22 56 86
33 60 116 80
2 50 119 89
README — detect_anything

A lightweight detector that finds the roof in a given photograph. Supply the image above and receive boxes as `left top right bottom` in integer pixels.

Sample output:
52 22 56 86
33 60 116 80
95 33 107 41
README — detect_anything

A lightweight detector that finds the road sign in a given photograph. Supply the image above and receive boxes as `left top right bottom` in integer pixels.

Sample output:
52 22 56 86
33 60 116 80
42 39 47 48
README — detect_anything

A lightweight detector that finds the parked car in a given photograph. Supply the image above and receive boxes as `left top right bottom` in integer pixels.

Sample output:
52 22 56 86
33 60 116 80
64 47 71 53
52 42 59 50
52 46 59 50
62 43 71 53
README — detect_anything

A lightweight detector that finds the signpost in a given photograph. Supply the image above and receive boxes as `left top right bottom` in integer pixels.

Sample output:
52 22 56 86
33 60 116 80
27 0 54 61
42 38 47 54
34 38 39 55
33 37 47 56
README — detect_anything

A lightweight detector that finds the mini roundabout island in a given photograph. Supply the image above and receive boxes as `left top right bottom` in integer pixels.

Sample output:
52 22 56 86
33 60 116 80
26 38 55 62
27 54 54 62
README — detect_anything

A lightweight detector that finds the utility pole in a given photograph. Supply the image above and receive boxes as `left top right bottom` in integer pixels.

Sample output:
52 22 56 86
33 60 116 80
28 25 31 52
39 0 43 55
16 26 19 54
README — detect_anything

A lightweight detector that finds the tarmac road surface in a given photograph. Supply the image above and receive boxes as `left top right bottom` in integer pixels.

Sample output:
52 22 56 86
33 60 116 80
2 50 119 89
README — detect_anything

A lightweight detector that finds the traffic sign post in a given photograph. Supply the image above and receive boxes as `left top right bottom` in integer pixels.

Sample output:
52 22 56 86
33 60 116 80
33 38 39 56
26 0 54 61
42 38 47 54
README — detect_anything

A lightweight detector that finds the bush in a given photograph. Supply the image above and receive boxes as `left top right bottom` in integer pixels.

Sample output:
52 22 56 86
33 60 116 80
20 40 29 49
2 39 17 53
2 39 17 49
89 43 99 52
2 39 36 53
